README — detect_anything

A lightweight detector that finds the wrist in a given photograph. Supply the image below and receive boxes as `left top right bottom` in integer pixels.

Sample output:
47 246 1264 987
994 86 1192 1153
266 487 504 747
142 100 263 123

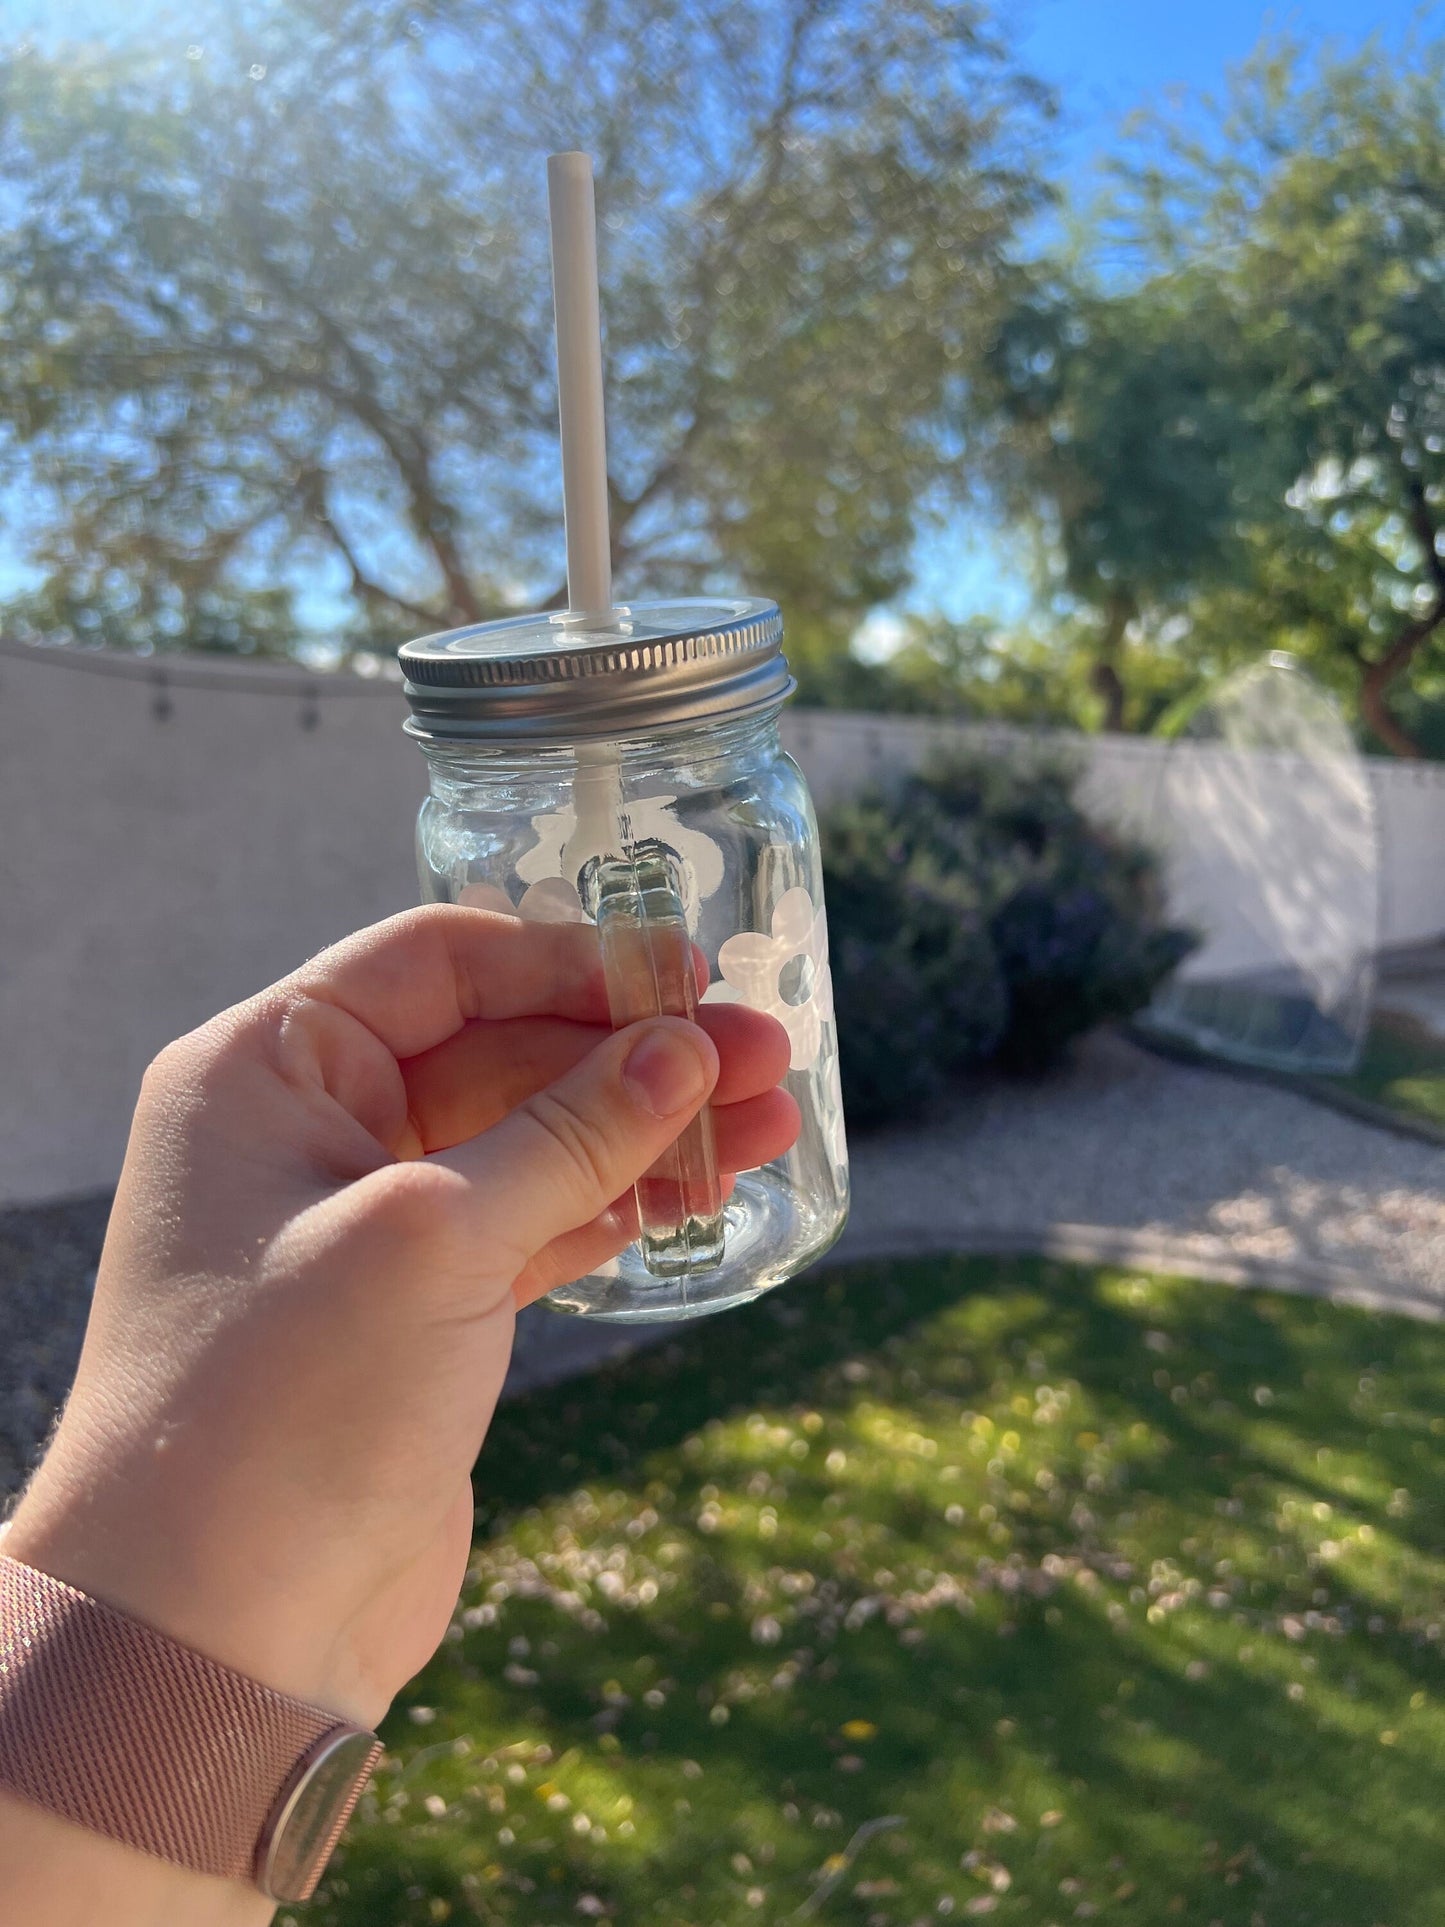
0 1787 276 1927
0 1549 381 1906
4 1461 386 1730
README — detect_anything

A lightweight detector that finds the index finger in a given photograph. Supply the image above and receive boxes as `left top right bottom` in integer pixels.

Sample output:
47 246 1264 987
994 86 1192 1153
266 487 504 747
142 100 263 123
285 903 612 1060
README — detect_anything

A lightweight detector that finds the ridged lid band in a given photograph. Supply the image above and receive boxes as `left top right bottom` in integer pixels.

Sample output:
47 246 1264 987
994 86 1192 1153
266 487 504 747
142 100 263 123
398 595 793 742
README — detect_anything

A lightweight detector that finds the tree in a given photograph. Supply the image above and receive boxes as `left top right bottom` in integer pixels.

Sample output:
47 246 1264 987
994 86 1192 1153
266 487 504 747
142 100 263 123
794 609 1108 726
970 264 1282 732
1114 36 1445 756
0 0 1051 660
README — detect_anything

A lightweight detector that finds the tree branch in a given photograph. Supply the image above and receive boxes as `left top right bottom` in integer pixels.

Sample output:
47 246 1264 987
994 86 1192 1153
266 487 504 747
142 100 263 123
1359 469 1445 758
606 0 826 560
229 213 485 624
299 467 444 629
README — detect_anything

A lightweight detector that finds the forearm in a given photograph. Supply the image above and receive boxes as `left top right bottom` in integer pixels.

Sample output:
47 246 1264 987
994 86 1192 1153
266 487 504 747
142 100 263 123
0 1789 274 1927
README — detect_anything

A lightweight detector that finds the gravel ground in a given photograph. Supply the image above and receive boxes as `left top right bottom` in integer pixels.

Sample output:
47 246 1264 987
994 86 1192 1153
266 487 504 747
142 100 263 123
842 1029 1445 1315
4 1029 1442 1501
0 1194 111 1501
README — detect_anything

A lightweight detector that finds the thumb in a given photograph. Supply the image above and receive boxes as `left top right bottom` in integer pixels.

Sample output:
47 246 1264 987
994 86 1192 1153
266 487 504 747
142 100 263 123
430 1016 719 1282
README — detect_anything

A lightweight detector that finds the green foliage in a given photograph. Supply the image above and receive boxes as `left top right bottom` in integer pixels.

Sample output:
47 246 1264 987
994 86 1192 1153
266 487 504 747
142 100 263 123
794 614 1100 727
9 10 1444 753
950 34 1445 753
0 1 1052 659
302 1255 1445 1927
822 783 1009 1120
1109 35 1445 754
822 753 1195 1121
982 270 1273 603
970 259 1284 731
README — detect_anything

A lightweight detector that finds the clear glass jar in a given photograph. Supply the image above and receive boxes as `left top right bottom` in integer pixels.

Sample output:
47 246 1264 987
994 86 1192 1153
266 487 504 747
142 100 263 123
400 597 849 1322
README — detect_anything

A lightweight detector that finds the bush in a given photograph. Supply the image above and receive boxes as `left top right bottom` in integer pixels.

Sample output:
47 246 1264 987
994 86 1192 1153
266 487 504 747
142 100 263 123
822 751 1196 1122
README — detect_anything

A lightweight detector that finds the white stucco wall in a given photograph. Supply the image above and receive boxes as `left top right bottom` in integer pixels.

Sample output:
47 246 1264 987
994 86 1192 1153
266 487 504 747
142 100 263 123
3 639 1442 1206
0 644 425 1207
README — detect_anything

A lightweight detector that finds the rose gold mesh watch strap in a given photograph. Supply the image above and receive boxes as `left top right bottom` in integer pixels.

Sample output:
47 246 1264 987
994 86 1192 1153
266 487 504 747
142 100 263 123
0 1554 381 1896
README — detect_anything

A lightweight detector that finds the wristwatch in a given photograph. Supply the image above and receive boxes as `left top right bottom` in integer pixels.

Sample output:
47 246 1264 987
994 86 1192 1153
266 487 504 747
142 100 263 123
0 1554 382 1902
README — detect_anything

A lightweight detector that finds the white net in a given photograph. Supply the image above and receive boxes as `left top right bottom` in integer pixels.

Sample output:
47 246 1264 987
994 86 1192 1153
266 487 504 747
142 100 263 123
1142 653 1379 1074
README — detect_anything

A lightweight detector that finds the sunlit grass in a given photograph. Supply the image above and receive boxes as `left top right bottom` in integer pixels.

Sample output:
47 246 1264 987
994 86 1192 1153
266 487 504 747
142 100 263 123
300 1257 1445 1927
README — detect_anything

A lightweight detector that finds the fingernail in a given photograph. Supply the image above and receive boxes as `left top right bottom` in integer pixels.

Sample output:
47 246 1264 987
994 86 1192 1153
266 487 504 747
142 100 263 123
623 1024 710 1118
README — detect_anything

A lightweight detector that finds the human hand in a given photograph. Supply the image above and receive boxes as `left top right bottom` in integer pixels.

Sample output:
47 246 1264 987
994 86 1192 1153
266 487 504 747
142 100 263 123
5 905 798 1738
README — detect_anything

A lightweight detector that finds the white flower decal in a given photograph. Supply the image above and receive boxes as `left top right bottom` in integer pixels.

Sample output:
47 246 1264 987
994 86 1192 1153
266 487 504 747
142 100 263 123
517 791 724 930
458 877 592 923
458 881 517 916
517 877 592 923
818 1049 848 1176
703 886 834 1072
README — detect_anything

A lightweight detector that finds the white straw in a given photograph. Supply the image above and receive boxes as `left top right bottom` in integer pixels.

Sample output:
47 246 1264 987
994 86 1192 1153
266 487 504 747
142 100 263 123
547 151 614 622
546 154 623 872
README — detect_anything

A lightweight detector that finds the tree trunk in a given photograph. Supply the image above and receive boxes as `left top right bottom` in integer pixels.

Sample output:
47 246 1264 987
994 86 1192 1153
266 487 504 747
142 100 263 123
1362 474 1445 757
1359 610 1440 759
1090 592 1133 733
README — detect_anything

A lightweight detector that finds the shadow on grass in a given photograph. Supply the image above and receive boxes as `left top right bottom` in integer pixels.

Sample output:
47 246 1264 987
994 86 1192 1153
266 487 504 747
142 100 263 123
314 1256 1445 1927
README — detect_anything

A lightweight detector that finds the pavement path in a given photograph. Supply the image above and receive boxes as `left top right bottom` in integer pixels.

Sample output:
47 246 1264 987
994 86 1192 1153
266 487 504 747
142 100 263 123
4 1033 1442 1494
505 1030 1445 1392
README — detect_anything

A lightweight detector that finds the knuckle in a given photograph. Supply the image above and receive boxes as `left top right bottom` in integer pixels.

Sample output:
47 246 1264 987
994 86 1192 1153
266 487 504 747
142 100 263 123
392 901 474 947
138 1036 191 1098
395 901 454 938
522 1088 617 1205
338 1162 474 1278
364 1158 468 1240
137 1022 226 1108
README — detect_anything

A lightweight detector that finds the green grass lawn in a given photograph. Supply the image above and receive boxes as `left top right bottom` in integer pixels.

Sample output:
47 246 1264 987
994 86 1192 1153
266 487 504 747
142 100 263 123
1323 1014 1445 1133
302 1257 1445 1927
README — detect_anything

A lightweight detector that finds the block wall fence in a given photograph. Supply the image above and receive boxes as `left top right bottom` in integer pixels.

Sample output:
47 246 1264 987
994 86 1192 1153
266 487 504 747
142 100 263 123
4 641 1441 1205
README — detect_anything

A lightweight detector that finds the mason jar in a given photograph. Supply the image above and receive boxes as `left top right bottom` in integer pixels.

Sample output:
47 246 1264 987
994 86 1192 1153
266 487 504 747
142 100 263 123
398 596 849 1323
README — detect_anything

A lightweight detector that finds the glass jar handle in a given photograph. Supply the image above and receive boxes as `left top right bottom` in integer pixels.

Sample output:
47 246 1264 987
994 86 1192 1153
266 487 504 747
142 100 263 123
593 850 725 1279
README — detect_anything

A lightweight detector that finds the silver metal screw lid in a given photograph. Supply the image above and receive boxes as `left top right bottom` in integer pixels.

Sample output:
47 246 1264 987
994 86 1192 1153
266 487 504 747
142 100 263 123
398 595 791 742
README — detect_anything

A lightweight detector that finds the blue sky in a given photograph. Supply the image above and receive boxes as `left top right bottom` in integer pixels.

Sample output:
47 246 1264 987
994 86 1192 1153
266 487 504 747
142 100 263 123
5 0 1441 639
1018 0 1435 162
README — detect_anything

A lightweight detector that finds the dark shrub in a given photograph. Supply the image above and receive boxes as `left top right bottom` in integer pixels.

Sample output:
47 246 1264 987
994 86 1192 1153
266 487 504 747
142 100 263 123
824 795 1008 1123
822 750 1196 1121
